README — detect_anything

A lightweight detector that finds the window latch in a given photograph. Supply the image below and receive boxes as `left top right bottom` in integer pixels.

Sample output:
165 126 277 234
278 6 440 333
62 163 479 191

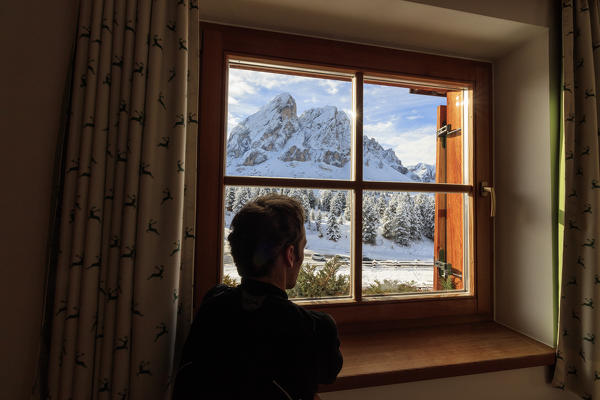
434 260 462 279
479 181 496 218
436 124 461 148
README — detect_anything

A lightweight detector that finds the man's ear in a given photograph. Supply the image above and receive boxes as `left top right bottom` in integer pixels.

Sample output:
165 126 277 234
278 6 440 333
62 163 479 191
284 244 295 269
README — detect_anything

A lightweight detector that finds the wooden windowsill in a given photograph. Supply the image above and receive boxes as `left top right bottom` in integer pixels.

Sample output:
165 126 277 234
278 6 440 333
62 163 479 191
319 321 555 392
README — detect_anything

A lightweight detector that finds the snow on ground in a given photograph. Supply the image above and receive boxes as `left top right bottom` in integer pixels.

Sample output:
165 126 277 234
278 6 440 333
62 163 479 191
227 157 351 180
223 210 434 288
227 154 416 182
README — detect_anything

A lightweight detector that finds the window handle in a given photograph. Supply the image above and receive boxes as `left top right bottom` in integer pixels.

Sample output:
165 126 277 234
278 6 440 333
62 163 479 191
479 181 495 218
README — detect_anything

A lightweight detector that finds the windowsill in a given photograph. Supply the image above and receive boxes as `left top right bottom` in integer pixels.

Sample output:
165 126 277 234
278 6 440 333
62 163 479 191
319 321 555 392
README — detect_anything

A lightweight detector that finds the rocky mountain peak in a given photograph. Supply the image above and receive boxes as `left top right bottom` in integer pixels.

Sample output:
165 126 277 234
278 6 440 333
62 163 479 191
226 92 300 161
299 106 351 166
407 162 436 182
262 92 297 120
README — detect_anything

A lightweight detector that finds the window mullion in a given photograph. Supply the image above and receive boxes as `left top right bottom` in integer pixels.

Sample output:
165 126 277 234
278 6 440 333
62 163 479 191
352 72 364 301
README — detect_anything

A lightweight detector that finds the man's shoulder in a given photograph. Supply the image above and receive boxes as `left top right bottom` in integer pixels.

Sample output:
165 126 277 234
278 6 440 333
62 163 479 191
302 308 338 330
197 283 338 334
196 284 242 317
203 283 237 303
286 301 332 323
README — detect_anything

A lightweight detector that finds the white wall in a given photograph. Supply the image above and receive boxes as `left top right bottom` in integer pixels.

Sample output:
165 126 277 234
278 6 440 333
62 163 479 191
409 0 555 27
494 31 555 345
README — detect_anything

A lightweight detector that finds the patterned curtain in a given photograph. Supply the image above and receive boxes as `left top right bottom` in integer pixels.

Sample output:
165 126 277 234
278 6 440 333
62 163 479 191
45 0 198 399
553 0 600 397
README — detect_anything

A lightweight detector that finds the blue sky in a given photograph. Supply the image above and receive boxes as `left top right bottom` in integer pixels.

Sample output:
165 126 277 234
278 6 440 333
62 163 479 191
227 68 446 166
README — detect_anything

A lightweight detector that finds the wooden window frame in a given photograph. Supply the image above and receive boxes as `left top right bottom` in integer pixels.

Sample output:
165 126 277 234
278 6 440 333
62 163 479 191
196 23 493 329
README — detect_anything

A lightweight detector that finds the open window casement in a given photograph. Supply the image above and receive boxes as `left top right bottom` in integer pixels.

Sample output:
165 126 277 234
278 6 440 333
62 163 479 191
434 90 465 291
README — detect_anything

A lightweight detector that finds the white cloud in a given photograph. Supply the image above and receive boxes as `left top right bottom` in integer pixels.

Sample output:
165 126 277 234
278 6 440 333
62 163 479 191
229 68 310 95
228 102 260 119
364 121 394 135
391 126 437 166
228 78 256 98
228 96 239 105
227 68 354 118
405 114 423 120
226 116 241 135
367 125 437 166
318 80 342 95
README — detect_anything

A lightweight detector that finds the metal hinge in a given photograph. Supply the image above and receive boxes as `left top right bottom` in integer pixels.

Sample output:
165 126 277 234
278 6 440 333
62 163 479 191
436 124 461 148
434 260 463 279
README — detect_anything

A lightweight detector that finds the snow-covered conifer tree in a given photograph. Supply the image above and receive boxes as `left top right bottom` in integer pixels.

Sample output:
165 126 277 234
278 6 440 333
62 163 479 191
289 189 310 221
249 187 260 200
225 187 236 212
416 193 435 240
300 193 311 222
232 187 250 214
382 199 398 240
307 190 317 208
362 197 378 244
338 191 347 211
316 211 323 238
392 200 411 246
258 187 272 197
288 188 299 198
376 196 387 218
326 211 341 242
330 191 345 217
320 190 332 211
404 194 421 241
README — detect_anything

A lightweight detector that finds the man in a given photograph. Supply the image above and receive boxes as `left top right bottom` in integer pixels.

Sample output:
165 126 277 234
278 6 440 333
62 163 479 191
174 194 343 400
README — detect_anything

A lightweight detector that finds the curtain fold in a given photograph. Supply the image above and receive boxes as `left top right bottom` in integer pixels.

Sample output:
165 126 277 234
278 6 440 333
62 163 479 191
45 0 198 398
553 0 600 397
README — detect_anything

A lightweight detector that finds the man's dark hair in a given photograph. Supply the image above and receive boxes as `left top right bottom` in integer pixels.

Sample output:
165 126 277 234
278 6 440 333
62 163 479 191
228 194 305 278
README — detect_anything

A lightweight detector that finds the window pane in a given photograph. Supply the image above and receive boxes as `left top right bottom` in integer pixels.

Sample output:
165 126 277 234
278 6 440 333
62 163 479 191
222 186 352 299
361 191 468 296
363 83 466 184
226 66 353 180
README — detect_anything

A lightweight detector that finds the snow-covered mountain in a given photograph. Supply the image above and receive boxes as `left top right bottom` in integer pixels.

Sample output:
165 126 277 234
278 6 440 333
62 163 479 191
407 163 436 182
226 93 435 182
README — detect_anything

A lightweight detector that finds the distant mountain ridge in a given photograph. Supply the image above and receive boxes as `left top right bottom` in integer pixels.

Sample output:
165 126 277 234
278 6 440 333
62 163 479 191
226 93 435 182
407 163 436 183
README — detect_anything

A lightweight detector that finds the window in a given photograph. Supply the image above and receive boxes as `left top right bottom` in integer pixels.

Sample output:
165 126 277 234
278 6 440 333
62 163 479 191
197 23 492 326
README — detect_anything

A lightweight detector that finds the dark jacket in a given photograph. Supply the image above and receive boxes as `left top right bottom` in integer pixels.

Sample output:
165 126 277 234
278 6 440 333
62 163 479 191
173 279 343 400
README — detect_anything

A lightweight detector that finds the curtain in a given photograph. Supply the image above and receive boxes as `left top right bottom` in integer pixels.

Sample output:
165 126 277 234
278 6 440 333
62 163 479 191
45 0 198 398
553 0 600 397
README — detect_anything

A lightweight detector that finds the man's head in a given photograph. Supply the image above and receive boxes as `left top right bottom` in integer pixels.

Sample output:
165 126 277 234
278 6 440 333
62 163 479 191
228 194 306 288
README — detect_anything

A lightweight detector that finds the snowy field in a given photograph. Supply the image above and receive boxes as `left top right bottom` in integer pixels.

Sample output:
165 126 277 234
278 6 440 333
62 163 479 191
223 212 434 289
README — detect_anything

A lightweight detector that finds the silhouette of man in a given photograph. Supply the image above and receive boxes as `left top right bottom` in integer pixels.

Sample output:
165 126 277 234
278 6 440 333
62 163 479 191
174 194 343 400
